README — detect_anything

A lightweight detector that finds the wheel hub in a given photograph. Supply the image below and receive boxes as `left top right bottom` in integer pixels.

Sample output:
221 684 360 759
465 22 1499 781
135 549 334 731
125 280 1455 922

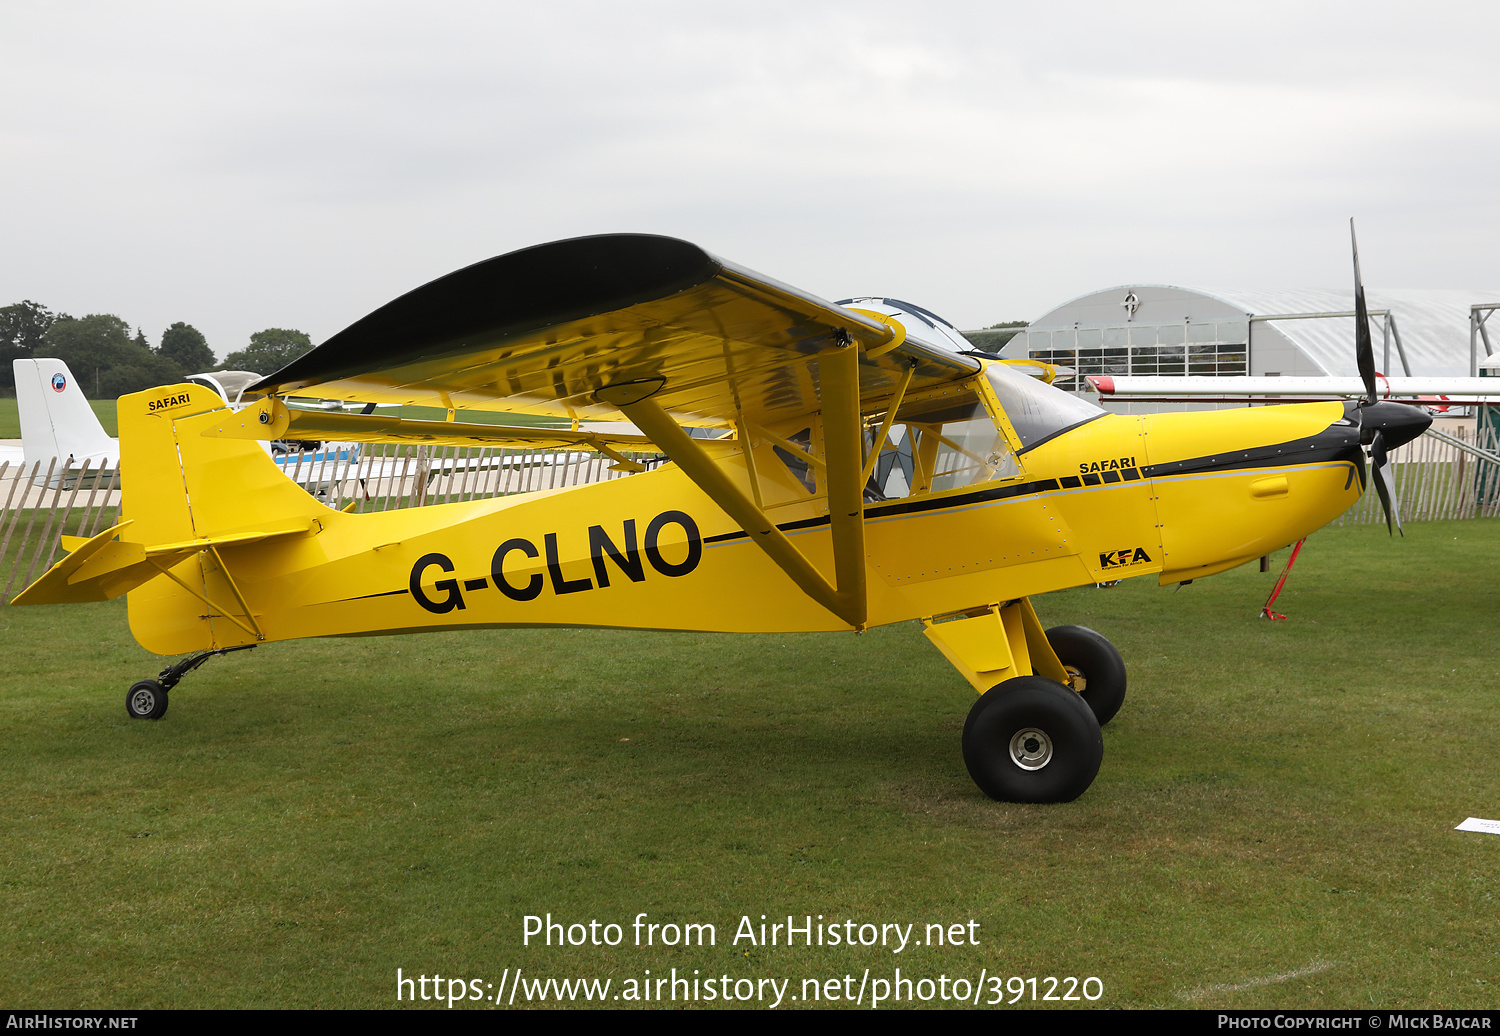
1064 665 1087 693
130 688 156 716
1008 727 1053 770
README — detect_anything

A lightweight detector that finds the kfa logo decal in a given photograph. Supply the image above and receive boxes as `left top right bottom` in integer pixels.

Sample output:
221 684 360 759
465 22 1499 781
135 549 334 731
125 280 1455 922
409 510 702 614
1099 547 1152 569
51 373 67 392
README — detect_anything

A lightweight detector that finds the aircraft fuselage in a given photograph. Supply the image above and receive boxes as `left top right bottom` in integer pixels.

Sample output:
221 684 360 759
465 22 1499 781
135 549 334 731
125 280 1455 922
119 382 1376 655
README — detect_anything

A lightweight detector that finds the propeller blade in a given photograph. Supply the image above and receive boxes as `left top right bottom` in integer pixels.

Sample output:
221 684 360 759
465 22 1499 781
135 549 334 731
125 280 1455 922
1370 428 1403 536
1351 219 1377 406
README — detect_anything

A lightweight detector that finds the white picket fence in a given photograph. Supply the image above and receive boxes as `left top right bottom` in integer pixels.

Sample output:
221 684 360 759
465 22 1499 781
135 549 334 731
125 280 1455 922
0 457 124 601
1331 423 1500 525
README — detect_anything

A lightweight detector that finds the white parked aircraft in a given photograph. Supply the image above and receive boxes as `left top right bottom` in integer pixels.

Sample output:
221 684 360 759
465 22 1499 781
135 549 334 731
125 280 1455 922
5 359 362 491
7 358 120 476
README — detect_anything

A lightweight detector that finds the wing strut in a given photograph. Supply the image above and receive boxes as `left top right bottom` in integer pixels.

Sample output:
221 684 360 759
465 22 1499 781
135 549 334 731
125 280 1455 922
818 341 868 627
597 343 868 628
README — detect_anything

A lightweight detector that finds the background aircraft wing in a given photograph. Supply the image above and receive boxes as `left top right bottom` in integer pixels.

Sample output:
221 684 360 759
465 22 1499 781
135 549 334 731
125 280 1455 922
250 234 979 427
1089 374 1500 403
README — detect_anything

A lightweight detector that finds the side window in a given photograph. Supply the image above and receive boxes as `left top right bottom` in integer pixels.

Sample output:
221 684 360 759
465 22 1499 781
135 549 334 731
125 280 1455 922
921 410 1019 492
865 388 1019 500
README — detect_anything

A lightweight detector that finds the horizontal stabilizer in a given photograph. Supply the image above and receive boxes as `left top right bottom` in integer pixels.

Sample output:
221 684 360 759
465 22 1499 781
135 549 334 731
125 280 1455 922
143 520 318 556
10 519 315 606
11 521 153 605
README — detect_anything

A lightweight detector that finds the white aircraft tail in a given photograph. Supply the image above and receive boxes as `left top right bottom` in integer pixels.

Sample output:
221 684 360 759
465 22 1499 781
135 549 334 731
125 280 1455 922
14 358 120 470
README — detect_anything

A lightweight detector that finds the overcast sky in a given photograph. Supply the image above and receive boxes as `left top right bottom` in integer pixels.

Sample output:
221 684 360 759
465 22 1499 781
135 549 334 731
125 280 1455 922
4 1 1500 360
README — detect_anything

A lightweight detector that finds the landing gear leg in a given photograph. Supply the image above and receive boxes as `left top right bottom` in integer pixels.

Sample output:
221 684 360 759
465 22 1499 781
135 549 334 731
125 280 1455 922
124 645 256 720
923 597 1107 802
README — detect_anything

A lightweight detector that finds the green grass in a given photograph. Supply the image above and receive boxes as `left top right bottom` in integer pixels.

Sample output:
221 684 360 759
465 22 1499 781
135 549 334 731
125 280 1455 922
2 520 1499 1009
0 396 117 438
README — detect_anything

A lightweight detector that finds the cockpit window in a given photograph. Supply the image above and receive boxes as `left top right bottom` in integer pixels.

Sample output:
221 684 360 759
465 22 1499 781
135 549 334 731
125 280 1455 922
769 382 1033 505
919 401 1020 493
865 393 1020 500
984 362 1105 450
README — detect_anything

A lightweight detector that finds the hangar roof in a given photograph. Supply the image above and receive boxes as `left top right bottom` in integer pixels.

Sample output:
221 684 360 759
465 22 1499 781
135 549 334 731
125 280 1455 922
1021 285 1500 378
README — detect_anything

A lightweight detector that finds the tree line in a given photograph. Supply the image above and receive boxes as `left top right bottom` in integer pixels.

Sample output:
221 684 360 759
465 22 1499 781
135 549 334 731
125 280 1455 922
0 300 314 396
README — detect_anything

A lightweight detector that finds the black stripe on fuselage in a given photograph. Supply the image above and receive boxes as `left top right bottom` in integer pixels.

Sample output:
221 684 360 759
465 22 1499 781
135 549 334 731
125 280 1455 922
704 420 1362 545
703 476 1068 544
338 422 1363 598
343 588 412 601
1141 422 1364 485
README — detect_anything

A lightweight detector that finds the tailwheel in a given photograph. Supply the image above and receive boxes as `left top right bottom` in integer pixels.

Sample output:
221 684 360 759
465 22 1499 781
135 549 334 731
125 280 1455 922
126 680 168 720
122 645 257 720
1045 625 1126 726
962 676 1102 803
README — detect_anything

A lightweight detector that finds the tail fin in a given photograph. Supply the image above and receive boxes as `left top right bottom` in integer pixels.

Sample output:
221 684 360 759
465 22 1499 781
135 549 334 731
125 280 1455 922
14 359 119 469
119 383 327 546
14 382 331 655
122 382 332 653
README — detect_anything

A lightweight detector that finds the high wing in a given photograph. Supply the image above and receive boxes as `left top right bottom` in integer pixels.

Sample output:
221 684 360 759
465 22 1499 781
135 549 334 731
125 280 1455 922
234 234 982 629
249 234 978 427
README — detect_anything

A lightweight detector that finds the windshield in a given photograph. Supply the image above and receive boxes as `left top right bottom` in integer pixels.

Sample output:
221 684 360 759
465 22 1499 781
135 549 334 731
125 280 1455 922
984 363 1105 450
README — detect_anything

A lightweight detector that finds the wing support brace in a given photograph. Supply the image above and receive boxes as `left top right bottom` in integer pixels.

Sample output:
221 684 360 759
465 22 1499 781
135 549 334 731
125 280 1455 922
596 344 868 628
147 546 265 641
205 400 662 472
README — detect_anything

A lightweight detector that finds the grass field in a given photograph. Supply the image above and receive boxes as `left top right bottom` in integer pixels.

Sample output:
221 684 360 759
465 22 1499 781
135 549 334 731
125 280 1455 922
2 520 1498 1010
0 396 117 438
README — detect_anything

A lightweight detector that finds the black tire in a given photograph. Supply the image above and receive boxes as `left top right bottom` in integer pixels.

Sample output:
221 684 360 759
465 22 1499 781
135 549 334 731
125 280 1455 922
962 676 1102 803
1045 624 1126 726
126 680 168 720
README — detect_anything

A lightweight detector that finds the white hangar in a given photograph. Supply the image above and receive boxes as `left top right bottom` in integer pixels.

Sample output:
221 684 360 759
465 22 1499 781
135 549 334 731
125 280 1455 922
995 285 1500 397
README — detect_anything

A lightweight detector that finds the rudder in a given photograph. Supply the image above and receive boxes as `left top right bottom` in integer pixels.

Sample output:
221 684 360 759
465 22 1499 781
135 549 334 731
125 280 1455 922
118 383 330 654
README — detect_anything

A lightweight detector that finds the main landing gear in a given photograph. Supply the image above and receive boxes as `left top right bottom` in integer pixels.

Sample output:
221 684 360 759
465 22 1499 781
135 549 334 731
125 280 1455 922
1044 624 1127 727
922 600 1127 803
125 645 256 720
963 676 1102 803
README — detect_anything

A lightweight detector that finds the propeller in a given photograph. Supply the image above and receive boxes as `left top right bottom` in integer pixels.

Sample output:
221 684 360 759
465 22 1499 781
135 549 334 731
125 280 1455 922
1350 219 1427 535
1352 219 1377 404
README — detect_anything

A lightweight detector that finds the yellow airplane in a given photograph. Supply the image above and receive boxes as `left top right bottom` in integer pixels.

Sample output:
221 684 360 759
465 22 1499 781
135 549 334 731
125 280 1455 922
10 232 1430 803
